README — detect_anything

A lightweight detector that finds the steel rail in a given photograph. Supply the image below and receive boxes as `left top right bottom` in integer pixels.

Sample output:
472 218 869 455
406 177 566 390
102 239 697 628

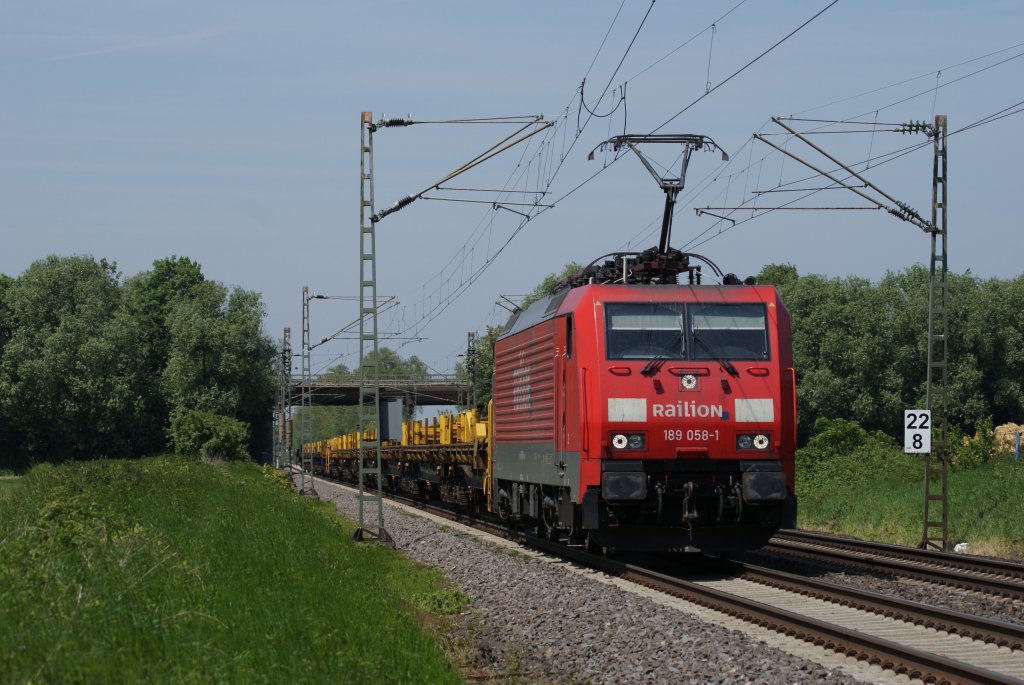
776 529 1024 578
768 530 1024 599
609 562 1019 685
524 538 1020 685
731 560 1024 650
301 470 1022 684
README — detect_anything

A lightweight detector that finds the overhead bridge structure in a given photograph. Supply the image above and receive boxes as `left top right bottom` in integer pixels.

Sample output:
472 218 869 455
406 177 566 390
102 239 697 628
288 374 469 407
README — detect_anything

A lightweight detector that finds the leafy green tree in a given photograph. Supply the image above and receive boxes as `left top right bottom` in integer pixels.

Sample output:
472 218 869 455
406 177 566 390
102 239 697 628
762 265 933 439
757 262 799 288
161 281 275 453
0 273 13 352
373 346 430 379
123 256 207 453
521 262 583 309
0 273 14 464
0 254 276 467
455 326 502 410
760 263 1024 442
125 256 205 364
0 256 148 466
952 274 1024 425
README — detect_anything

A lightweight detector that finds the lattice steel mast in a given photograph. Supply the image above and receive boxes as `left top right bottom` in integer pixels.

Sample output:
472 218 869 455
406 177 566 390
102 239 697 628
284 328 293 467
355 112 388 543
272 359 281 469
274 327 292 469
733 116 951 549
922 115 949 551
299 287 316 496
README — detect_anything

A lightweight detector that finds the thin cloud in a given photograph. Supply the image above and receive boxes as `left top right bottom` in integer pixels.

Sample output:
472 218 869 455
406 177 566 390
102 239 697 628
53 28 229 61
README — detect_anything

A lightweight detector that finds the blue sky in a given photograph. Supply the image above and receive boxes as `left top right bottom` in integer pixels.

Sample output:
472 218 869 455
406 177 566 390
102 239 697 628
2 1 1022 375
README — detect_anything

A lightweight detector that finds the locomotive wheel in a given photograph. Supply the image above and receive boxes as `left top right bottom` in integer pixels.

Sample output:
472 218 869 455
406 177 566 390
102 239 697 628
536 519 553 541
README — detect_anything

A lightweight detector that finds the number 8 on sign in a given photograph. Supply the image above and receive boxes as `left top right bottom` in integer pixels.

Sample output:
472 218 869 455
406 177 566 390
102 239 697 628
904 409 931 454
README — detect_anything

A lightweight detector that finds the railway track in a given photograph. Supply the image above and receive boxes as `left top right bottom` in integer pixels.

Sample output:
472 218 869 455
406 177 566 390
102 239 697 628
299 470 1024 684
620 561 1024 685
721 561 1024 650
767 529 1024 599
574 550 1024 684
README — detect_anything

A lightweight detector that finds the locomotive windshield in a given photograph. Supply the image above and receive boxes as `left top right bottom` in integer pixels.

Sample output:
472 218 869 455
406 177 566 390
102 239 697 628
605 302 686 360
605 302 769 361
690 303 769 361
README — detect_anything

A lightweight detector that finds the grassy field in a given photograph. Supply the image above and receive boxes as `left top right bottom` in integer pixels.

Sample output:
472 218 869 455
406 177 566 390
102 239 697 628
0 457 464 684
798 449 1024 558
0 477 20 505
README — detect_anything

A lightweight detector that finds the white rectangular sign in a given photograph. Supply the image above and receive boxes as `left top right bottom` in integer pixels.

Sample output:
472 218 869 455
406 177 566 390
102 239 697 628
904 409 932 453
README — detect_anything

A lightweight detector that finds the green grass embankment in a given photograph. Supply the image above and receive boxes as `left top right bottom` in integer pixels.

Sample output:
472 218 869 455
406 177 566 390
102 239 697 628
0 477 21 504
0 457 464 684
796 419 1024 558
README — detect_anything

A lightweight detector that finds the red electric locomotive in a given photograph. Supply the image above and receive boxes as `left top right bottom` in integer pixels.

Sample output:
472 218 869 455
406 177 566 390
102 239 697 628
490 249 796 554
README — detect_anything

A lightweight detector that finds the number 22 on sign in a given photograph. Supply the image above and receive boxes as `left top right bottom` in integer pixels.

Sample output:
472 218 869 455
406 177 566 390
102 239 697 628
904 409 931 453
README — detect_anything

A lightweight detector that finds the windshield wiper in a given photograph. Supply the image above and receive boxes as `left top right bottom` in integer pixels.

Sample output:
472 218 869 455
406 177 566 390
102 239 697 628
641 355 666 377
692 333 740 377
641 330 685 376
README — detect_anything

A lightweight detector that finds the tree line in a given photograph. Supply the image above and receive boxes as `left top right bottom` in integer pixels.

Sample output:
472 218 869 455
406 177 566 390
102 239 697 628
0 255 275 470
4 254 1017 468
759 263 1024 440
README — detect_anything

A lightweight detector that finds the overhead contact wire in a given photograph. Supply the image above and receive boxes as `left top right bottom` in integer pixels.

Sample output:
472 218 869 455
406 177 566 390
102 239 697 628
680 101 1024 252
651 0 840 134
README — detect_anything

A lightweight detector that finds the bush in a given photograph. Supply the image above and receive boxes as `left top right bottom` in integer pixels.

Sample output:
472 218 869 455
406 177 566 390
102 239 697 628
167 410 249 460
261 464 294 491
796 417 918 496
948 416 1008 469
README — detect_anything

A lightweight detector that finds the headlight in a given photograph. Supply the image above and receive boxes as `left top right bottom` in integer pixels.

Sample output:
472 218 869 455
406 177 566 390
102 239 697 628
737 433 771 450
611 433 645 450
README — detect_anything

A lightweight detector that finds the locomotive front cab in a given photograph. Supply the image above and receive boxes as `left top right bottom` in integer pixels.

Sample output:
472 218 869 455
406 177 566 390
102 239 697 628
584 285 797 553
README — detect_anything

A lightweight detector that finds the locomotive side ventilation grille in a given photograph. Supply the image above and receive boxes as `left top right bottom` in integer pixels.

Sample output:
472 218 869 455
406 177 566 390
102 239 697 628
493 323 556 442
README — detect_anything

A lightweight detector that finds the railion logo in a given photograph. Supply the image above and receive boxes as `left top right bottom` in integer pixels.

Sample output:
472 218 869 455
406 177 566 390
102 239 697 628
652 401 725 419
